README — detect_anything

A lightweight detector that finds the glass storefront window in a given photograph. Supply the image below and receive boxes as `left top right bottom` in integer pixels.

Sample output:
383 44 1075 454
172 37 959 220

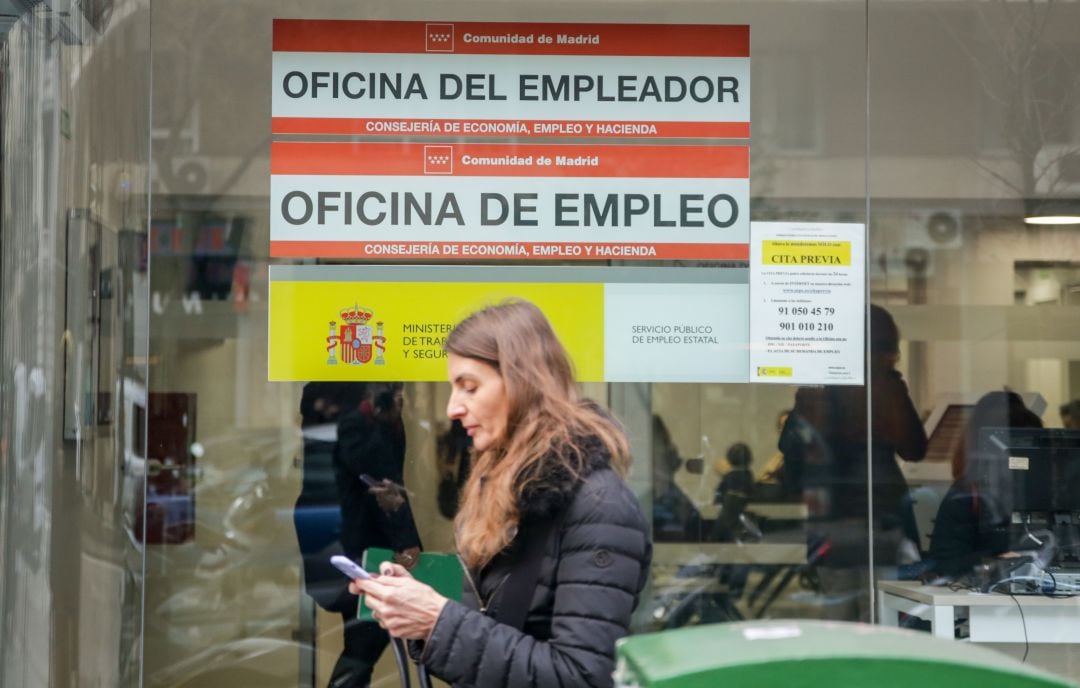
1 2 151 686
869 2 1080 672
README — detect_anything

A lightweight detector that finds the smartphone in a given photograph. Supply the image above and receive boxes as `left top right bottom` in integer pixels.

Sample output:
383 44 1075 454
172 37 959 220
330 555 372 580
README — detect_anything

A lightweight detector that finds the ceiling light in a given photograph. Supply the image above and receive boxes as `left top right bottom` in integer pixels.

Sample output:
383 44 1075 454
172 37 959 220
1023 199 1080 226
1024 215 1080 226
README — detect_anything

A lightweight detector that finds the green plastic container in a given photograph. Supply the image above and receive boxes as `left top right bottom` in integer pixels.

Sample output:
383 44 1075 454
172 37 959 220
614 620 1075 688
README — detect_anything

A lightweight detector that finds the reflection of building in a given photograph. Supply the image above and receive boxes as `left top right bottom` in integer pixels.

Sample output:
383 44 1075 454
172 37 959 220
147 213 250 338
3 1 1080 687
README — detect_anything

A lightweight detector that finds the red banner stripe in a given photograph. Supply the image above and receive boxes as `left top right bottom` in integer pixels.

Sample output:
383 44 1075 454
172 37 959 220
273 20 749 57
271 117 751 140
270 240 750 261
270 142 748 178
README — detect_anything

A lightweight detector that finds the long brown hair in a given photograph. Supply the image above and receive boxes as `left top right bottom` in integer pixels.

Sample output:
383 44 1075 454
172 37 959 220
446 300 629 569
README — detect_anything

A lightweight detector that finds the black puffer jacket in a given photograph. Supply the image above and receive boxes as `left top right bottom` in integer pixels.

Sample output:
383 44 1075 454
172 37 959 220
419 443 651 688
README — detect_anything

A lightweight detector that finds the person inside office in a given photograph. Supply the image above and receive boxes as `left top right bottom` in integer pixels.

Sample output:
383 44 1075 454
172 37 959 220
927 390 1043 579
778 304 928 619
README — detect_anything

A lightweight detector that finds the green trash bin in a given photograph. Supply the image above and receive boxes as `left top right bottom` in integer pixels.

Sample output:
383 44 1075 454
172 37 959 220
614 620 1075 688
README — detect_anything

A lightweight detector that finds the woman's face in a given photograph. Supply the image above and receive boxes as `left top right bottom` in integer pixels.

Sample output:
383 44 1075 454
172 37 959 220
446 353 510 452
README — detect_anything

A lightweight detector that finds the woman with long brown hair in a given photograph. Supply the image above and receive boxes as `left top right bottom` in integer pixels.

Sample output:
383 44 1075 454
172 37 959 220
351 300 651 688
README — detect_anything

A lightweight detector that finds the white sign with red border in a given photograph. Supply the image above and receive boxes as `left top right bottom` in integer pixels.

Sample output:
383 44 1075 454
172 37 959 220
272 20 750 139
270 142 749 261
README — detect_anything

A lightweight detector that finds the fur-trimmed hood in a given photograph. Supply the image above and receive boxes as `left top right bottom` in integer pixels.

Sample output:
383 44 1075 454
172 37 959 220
516 436 612 522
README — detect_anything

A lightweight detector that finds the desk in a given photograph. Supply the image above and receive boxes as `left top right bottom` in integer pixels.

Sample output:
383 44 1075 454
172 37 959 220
653 542 806 566
697 502 808 521
878 580 1080 643
746 502 809 520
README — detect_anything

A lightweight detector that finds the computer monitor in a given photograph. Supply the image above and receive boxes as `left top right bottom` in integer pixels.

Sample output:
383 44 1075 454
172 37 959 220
926 404 973 466
902 401 974 484
975 427 1080 513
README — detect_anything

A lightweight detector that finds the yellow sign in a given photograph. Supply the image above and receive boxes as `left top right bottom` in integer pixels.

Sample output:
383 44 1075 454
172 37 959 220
755 366 793 378
761 240 851 267
269 281 604 381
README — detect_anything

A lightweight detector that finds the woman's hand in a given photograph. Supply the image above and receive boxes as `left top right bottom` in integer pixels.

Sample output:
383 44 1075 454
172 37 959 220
369 480 407 513
351 562 448 640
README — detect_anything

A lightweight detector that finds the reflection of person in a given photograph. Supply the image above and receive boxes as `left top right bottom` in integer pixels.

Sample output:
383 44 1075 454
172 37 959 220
351 301 651 688
712 442 757 544
651 414 702 542
777 305 927 620
435 420 472 520
780 305 927 547
294 382 367 611
756 410 793 500
928 391 1042 577
715 442 754 504
1060 399 1080 429
331 382 422 687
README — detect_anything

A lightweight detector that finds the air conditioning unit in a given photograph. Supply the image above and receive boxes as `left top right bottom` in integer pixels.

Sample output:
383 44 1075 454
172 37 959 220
871 209 961 279
153 156 250 196
1034 144 1080 195
149 156 209 195
908 209 962 250
170 157 209 194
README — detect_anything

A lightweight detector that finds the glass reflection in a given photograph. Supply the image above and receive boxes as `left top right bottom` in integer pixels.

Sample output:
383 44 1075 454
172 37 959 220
296 382 422 687
1 2 150 686
778 305 927 620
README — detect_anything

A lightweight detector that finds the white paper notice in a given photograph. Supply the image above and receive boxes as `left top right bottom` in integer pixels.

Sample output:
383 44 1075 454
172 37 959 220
749 222 865 385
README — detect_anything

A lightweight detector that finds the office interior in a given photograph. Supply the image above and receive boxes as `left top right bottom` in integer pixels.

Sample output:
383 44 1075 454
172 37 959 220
2 0 1080 686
